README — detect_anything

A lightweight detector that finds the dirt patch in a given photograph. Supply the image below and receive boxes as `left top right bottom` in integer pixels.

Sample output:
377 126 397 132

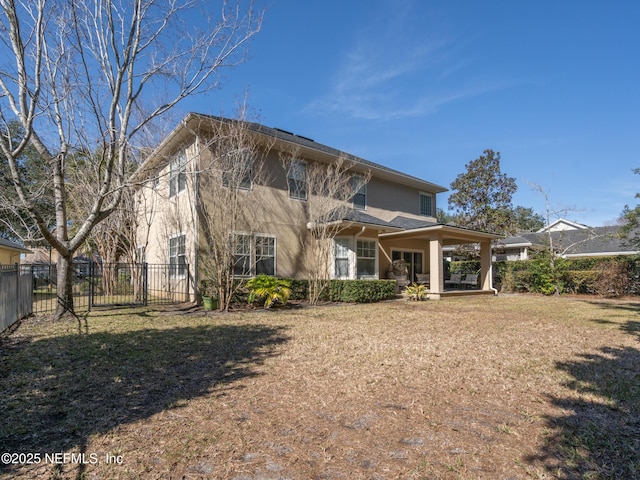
1 295 639 479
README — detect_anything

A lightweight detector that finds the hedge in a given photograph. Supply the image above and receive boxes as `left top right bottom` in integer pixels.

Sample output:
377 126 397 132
497 255 640 296
329 279 397 303
211 277 397 305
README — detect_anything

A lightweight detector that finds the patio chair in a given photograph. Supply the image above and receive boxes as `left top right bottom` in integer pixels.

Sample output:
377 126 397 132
415 273 430 286
460 274 479 289
444 273 462 288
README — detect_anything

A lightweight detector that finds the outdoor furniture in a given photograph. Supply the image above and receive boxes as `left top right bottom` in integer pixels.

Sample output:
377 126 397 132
416 273 430 286
388 259 410 293
461 274 479 289
444 273 462 288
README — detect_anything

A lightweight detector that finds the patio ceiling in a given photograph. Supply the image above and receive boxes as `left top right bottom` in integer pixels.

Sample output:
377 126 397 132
378 224 503 245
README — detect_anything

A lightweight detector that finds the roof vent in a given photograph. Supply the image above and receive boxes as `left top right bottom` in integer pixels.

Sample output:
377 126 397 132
274 127 294 136
295 134 315 142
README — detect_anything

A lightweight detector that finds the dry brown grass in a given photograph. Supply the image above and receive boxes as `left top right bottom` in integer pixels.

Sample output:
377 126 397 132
1 295 640 479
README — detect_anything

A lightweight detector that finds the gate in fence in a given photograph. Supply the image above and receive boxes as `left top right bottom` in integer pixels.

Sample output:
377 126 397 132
28 262 191 315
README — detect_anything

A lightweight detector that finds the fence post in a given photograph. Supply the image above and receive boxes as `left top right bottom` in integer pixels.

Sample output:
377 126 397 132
186 263 191 302
14 263 19 322
143 262 148 307
88 261 94 312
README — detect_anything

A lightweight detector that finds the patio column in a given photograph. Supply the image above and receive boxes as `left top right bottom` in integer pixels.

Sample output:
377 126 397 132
428 234 444 300
480 240 493 291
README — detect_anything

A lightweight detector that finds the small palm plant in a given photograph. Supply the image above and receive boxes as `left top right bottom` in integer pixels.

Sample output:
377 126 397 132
246 274 292 308
405 282 428 301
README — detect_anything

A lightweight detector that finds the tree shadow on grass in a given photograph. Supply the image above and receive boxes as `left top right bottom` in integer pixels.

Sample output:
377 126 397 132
0 322 289 478
528 302 640 478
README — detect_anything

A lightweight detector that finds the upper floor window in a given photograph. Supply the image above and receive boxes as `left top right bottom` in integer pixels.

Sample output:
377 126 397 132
287 159 307 200
419 192 433 217
169 152 186 197
222 150 253 190
352 176 367 210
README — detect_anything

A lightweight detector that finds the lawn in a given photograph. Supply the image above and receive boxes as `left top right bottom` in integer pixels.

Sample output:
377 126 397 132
1 295 639 479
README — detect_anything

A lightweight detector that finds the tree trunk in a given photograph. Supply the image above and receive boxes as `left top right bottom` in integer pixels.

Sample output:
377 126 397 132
55 254 75 319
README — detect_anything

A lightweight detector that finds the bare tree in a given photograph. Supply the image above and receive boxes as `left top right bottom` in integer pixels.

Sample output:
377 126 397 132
196 115 273 311
280 150 370 304
0 0 262 318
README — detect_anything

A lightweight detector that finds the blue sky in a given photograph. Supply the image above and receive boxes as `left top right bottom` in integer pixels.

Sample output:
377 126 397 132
182 0 640 227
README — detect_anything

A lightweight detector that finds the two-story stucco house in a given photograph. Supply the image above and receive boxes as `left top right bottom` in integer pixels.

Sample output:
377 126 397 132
133 114 501 300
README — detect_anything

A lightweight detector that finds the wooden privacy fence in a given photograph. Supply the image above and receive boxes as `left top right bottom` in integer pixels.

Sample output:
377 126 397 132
0 264 33 333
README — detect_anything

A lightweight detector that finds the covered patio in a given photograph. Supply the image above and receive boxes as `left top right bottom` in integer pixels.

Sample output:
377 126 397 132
378 224 503 300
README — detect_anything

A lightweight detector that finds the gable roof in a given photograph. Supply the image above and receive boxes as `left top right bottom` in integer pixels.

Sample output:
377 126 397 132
134 113 448 194
537 218 590 233
501 226 639 257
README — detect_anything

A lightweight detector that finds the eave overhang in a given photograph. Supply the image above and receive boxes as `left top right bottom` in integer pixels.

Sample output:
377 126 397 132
379 224 503 245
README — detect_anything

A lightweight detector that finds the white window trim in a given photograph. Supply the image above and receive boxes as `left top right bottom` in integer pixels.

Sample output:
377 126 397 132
169 152 187 198
353 179 367 210
255 233 277 277
332 237 353 280
287 159 308 201
356 238 378 279
222 149 254 191
232 232 277 277
169 233 187 278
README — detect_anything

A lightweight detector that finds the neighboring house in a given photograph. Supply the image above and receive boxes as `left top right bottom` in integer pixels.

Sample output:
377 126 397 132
497 219 639 260
0 238 31 265
538 218 589 233
133 114 502 300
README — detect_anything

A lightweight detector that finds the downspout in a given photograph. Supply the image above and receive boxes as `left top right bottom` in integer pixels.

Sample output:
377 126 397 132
192 134 200 304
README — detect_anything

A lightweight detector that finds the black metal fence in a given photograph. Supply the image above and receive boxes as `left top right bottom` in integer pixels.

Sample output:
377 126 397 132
27 262 191 315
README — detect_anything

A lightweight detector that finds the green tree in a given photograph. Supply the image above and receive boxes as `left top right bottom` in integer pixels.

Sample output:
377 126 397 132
0 122 54 242
436 208 457 225
448 149 518 235
620 168 640 249
512 206 545 232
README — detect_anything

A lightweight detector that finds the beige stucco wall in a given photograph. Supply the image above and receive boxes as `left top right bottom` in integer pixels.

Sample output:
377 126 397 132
0 248 23 265
366 176 438 223
135 140 199 301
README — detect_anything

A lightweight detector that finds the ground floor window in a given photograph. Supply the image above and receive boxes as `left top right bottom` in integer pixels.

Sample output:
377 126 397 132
255 236 276 275
233 233 276 277
169 234 186 277
334 238 350 278
356 239 377 278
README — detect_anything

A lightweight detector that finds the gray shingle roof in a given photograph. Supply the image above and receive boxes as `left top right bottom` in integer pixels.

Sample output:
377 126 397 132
388 216 439 230
502 226 639 256
190 114 448 193
0 237 28 251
